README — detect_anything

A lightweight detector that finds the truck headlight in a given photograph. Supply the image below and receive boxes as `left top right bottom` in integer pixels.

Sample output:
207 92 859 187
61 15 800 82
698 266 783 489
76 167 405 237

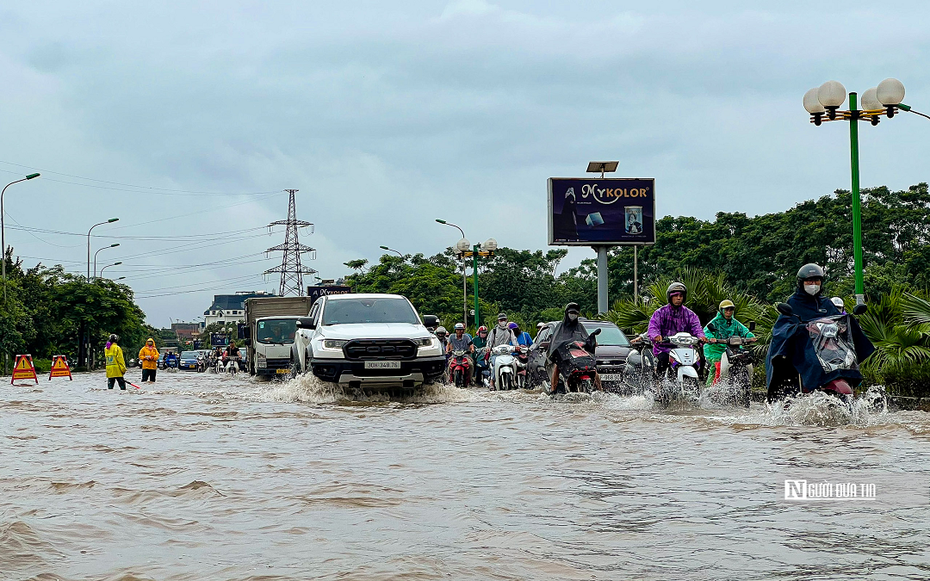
257 353 267 369
322 339 347 351
414 337 434 347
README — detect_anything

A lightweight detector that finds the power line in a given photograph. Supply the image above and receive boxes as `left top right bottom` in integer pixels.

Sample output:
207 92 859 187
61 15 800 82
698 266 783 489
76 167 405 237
0 160 283 196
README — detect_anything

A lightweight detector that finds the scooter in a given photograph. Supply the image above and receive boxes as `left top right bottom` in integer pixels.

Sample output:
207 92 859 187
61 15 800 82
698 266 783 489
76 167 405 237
491 344 517 391
766 302 872 407
654 333 702 406
707 321 757 407
224 356 241 376
513 344 530 389
164 354 179 372
474 347 491 387
622 332 656 396
449 349 472 388
550 328 601 394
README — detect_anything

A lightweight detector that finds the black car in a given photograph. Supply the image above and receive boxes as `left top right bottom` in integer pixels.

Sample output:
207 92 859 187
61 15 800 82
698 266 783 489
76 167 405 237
527 319 632 392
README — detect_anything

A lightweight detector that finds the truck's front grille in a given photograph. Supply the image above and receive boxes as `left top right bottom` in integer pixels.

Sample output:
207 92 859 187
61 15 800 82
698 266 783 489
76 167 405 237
343 339 417 360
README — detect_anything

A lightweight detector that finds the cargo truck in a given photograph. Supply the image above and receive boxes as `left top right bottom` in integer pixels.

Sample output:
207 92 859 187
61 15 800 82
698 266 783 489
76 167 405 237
240 296 316 377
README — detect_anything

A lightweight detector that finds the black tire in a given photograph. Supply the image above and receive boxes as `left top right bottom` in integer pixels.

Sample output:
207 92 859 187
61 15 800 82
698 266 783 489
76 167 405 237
288 357 302 380
580 378 594 393
453 369 463 388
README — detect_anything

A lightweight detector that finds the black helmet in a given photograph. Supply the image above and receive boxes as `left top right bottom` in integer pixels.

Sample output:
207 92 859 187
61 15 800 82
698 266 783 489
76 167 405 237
666 282 687 304
565 302 580 314
796 263 826 289
108 333 119 343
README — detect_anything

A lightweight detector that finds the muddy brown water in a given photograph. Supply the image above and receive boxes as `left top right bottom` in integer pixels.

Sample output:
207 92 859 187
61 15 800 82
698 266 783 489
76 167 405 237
2 371 929 580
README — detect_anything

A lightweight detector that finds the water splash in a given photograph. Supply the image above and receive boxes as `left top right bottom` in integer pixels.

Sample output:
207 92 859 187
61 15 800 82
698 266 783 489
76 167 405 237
260 374 484 405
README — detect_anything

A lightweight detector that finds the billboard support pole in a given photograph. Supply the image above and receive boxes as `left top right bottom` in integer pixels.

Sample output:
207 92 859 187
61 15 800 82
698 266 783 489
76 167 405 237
596 246 608 314
633 245 639 303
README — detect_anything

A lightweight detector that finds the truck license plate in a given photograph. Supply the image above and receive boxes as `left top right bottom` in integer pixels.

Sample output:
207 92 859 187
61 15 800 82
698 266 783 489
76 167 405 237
364 360 401 369
275 368 289 374
600 373 622 381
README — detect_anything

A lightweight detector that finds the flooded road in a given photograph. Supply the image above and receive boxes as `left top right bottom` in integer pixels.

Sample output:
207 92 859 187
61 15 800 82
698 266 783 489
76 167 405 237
2 371 929 580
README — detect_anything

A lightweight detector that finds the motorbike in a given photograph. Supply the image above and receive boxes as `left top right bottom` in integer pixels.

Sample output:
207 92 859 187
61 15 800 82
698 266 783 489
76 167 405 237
550 328 601 394
164 355 179 372
491 344 518 390
224 355 241 375
513 344 530 389
196 355 206 373
706 321 757 407
622 332 656 396
766 302 873 406
473 346 491 387
449 349 472 388
654 332 703 406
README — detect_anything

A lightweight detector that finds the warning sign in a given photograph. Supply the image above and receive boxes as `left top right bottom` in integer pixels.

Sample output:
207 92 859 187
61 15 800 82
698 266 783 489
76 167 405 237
11 354 38 384
48 355 73 381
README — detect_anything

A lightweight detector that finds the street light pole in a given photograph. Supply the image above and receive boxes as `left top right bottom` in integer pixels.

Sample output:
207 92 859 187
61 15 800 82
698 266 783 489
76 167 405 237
1 173 40 304
803 78 909 304
99 261 122 278
436 219 468 326
379 245 403 257
93 244 120 279
87 218 119 281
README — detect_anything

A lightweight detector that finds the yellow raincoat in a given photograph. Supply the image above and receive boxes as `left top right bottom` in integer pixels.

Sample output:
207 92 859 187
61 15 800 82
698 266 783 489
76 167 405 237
106 343 127 378
138 339 159 370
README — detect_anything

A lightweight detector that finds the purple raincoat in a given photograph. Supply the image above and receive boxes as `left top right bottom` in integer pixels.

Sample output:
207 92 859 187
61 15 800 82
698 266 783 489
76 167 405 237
646 304 705 355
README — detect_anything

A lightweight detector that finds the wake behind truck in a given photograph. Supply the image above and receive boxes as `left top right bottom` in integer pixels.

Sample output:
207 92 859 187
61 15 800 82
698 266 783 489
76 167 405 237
240 296 316 377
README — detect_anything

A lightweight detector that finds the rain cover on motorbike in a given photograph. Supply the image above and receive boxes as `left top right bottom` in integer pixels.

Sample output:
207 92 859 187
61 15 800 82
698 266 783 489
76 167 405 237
766 313 874 392
553 340 597 375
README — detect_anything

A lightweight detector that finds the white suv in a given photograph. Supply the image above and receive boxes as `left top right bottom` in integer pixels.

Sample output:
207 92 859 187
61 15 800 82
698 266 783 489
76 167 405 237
290 293 445 389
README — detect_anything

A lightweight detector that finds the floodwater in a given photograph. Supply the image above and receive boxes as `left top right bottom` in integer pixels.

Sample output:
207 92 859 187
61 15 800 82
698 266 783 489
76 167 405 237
2 370 929 580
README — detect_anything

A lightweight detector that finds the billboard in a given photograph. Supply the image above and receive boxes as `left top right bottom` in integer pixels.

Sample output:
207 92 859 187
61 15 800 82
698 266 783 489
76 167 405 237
307 285 352 304
548 178 655 246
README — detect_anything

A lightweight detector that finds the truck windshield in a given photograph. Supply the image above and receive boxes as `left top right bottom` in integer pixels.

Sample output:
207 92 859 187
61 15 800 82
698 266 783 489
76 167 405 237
322 298 419 325
256 319 298 344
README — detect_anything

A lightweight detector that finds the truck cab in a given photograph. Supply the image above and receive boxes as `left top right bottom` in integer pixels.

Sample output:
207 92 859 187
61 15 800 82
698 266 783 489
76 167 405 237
249 316 300 377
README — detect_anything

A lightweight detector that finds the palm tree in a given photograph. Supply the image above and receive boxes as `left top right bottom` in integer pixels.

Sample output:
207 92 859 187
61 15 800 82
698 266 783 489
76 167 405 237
859 289 930 384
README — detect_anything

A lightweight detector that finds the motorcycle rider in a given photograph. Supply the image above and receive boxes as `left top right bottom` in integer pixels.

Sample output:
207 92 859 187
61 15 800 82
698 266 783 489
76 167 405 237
786 264 840 321
447 322 475 385
703 299 756 386
471 325 490 386
224 341 242 371
647 282 707 380
486 313 516 389
509 322 533 348
547 303 602 393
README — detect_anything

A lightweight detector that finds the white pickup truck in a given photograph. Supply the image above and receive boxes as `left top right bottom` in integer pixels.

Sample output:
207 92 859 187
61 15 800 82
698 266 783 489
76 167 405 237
289 293 445 389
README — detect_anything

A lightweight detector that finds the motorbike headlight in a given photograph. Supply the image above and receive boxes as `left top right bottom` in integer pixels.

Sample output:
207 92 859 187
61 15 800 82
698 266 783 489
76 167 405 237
322 339 347 351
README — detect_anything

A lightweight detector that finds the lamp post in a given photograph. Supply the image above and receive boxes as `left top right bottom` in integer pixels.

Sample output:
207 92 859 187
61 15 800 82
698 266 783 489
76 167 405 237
99 261 122 278
462 239 497 328
379 245 403 257
436 219 470 326
1 173 40 304
87 218 118 281
803 78 911 305
93 244 120 279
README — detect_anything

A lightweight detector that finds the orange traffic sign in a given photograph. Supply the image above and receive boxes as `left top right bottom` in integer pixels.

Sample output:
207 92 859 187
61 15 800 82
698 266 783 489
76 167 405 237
48 355 73 380
11 354 38 384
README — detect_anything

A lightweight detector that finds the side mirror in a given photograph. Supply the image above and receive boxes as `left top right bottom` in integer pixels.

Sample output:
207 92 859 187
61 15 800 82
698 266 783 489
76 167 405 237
852 304 868 316
422 314 439 329
296 317 316 330
748 321 756 331
776 303 794 316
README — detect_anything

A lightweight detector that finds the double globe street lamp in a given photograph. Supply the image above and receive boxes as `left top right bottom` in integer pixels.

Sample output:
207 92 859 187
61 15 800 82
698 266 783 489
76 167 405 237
802 77 917 305
435 218 497 328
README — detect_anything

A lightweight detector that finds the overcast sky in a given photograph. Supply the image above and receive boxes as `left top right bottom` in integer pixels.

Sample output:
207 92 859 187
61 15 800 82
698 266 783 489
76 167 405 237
2 1 929 327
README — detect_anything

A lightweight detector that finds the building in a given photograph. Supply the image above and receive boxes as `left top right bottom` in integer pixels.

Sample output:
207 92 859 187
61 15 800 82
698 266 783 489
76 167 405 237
203 291 276 327
171 322 201 341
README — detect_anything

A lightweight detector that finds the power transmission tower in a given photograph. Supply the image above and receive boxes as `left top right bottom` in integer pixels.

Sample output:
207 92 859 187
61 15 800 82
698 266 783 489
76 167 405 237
264 189 317 296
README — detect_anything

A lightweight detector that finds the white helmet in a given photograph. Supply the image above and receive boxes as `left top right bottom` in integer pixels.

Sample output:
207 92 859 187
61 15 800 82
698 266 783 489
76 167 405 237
831 297 845 309
454 322 465 331
435 326 447 335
